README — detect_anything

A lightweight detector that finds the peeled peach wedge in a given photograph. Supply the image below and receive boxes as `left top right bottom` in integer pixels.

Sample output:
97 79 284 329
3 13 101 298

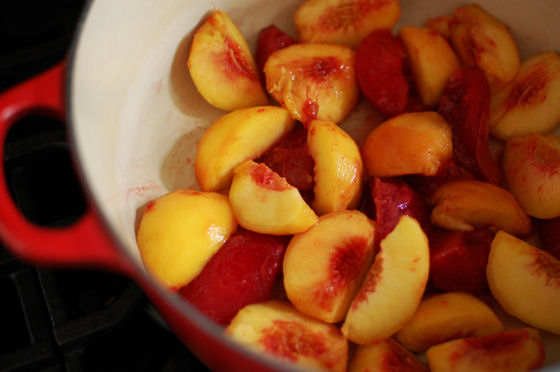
430 179 532 235
448 4 520 93
342 216 430 344
395 292 503 353
487 231 560 335
349 339 428 372
307 120 364 215
137 190 236 288
489 52 560 140
264 43 358 125
503 134 560 219
195 106 295 191
283 210 375 323
294 0 401 48
226 300 348 372
361 111 453 178
426 328 545 372
399 26 460 107
229 160 318 235
187 10 268 111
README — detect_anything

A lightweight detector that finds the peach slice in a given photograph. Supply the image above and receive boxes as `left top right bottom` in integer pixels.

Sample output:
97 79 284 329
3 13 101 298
448 4 520 93
307 120 364 215
341 215 430 344
294 0 401 49
361 111 453 178
195 106 295 191
395 292 504 353
489 52 560 140
349 339 428 372
187 10 268 111
398 26 460 107
430 179 532 235
229 160 318 235
283 210 375 323
264 43 358 125
226 300 348 372
137 190 236 288
487 230 560 335
502 134 560 219
425 328 546 372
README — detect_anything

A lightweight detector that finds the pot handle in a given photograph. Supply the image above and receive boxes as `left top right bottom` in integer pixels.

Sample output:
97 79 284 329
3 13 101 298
0 62 134 275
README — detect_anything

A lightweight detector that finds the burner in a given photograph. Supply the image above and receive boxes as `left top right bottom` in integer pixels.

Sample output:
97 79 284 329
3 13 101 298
0 2 211 371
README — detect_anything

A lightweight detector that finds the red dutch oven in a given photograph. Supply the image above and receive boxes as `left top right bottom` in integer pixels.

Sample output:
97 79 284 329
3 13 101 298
0 0 559 371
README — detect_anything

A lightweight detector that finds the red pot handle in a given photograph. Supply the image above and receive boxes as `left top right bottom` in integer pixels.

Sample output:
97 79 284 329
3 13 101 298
0 61 134 275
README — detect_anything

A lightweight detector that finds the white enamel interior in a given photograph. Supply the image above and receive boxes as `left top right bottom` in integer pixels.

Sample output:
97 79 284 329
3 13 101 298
70 0 560 369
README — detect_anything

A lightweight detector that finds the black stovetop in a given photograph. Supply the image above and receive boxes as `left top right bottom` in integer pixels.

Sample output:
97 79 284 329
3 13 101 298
0 2 209 371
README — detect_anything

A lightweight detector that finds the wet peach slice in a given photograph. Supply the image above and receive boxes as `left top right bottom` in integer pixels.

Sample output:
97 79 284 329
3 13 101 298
307 120 364 215
430 179 532 235
283 210 375 323
229 160 318 235
361 111 453 178
448 4 520 93
503 134 560 219
226 300 348 372
426 328 545 372
489 52 560 140
395 292 503 353
342 216 430 344
294 0 401 48
487 231 560 335
195 106 295 192
349 339 428 372
137 190 236 288
187 10 268 111
264 43 358 125
399 26 460 107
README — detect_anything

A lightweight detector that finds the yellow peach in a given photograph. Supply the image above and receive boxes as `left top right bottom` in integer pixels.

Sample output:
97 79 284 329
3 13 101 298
430 179 532 235
187 10 268 111
426 328 545 372
449 4 520 92
226 300 348 372
361 111 453 178
487 231 560 335
294 0 400 48
264 43 358 125
283 210 375 323
502 134 560 219
395 292 503 353
137 190 236 288
229 160 318 235
490 52 560 140
195 106 295 191
307 120 364 215
342 216 430 344
399 26 460 107
349 339 428 372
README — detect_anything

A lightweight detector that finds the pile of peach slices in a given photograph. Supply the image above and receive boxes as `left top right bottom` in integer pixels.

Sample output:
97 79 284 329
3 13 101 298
136 1 560 371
